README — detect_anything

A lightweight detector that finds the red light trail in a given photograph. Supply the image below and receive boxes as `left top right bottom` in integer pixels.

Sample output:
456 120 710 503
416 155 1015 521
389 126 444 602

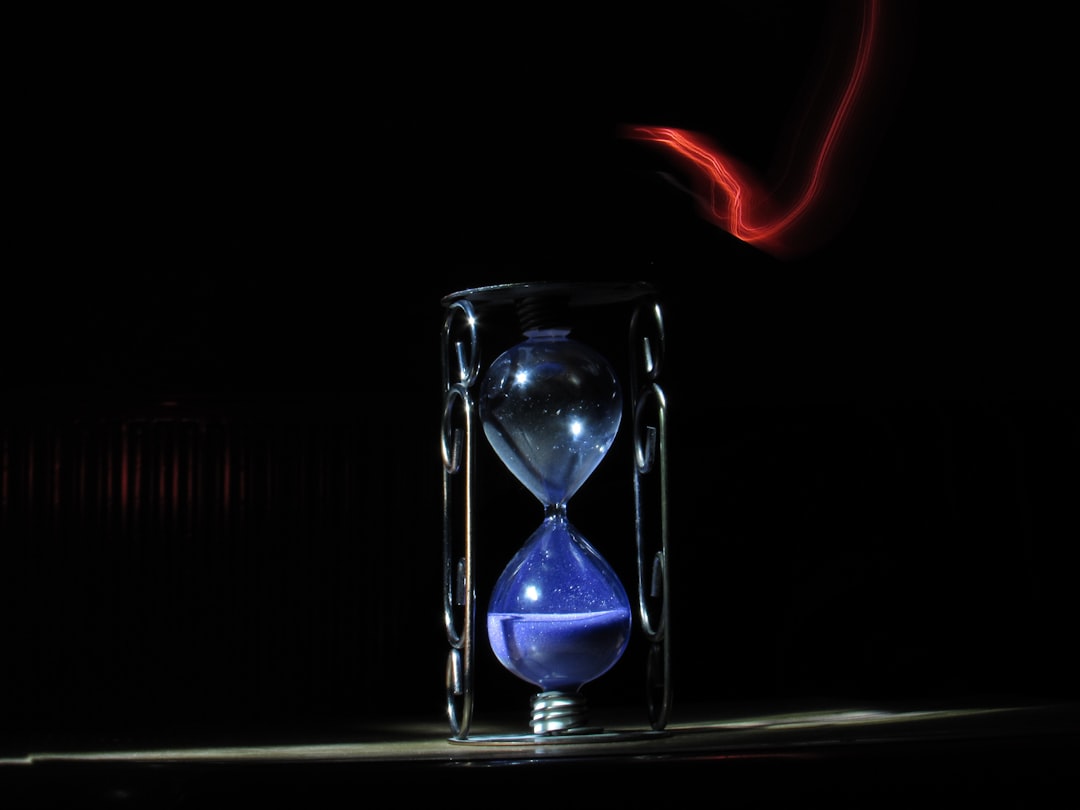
622 0 909 260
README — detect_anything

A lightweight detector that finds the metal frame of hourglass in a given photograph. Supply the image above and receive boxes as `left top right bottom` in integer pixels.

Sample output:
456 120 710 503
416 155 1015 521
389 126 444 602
440 280 670 744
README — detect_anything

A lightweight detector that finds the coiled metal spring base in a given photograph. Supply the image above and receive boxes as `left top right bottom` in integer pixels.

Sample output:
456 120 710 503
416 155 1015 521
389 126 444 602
450 690 669 746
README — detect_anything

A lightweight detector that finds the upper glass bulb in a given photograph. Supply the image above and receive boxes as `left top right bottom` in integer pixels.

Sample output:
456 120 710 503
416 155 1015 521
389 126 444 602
479 328 623 506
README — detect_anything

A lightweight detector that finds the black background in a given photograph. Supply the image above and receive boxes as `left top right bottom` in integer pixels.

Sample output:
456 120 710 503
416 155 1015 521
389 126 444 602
3 1 1076 749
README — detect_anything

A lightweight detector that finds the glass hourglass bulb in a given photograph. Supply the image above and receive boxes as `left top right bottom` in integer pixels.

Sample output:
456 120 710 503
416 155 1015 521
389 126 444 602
479 327 632 732
486 510 632 691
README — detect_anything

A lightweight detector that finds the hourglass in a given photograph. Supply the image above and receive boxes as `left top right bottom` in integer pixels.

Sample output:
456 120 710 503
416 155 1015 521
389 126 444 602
442 281 671 743
481 316 630 735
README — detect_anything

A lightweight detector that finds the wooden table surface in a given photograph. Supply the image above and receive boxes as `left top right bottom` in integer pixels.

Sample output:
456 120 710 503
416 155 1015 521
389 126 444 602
4 699 1077 808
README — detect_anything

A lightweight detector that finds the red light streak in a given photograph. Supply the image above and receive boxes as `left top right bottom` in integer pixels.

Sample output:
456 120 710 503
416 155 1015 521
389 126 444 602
622 0 906 260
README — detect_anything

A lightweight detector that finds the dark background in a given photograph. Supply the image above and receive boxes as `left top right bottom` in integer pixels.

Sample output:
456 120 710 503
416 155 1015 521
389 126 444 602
3 1 1076 750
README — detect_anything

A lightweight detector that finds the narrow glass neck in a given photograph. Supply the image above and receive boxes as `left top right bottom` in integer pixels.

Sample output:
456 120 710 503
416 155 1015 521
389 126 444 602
543 503 569 521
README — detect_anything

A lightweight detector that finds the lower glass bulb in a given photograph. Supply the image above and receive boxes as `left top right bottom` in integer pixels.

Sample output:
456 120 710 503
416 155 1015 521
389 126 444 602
486 509 632 693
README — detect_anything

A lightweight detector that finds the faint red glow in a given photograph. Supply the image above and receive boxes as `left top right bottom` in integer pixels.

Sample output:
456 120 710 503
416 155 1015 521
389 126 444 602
223 440 231 510
120 423 129 521
53 436 62 510
622 0 909 259
2 438 10 512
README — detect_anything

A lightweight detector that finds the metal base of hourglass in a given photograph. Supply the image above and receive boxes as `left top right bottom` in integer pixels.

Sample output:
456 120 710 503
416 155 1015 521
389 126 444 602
453 691 668 745
531 691 592 734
